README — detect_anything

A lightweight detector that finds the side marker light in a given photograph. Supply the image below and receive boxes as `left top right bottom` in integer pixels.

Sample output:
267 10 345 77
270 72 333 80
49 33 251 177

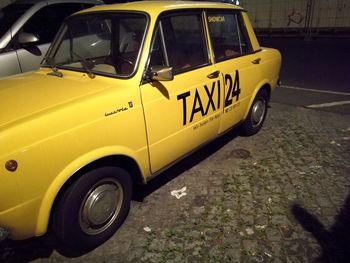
5 160 18 172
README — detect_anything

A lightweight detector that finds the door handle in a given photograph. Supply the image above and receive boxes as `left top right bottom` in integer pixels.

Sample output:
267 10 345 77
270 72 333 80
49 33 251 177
207 70 220 79
251 58 261 64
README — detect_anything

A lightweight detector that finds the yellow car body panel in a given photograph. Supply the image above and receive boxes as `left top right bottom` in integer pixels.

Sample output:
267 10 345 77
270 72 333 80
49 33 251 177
0 1 281 241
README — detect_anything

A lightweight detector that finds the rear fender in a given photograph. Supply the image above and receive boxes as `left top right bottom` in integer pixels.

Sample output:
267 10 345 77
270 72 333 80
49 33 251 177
243 80 271 121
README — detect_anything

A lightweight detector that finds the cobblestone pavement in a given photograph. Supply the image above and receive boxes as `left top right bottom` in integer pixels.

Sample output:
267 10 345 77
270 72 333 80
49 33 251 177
1 102 350 263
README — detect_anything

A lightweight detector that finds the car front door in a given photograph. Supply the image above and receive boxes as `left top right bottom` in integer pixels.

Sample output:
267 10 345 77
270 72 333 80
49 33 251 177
140 11 222 173
206 11 263 134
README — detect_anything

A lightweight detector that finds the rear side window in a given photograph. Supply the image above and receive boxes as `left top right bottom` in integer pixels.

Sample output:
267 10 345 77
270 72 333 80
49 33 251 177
207 12 252 62
149 12 209 74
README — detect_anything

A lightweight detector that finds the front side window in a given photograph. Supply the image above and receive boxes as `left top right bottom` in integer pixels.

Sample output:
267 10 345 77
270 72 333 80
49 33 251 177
149 12 209 74
45 13 147 77
207 12 252 62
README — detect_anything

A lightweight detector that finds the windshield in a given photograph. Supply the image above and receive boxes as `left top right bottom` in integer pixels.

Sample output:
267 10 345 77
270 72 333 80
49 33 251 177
44 13 147 77
0 4 33 37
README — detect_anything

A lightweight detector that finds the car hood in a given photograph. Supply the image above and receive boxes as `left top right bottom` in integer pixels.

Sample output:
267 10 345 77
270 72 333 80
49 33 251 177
0 69 118 130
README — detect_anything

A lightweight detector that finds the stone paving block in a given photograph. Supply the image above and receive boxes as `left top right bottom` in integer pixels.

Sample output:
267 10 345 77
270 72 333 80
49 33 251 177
265 227 282 242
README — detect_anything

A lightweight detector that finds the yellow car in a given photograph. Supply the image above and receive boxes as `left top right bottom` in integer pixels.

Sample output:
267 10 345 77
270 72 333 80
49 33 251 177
0 1 281 250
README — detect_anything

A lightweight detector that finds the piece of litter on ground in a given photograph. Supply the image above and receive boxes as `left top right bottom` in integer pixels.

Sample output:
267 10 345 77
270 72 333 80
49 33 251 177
255 225 267 230
330 140 342 146
279 224 293 238
253 255 264 262
171 186 187 199
245 227 254 235
310 165 322 169
253 162 258 165
298 171 306 175
143 227 152 232
268 197 272 204
264 251 272 258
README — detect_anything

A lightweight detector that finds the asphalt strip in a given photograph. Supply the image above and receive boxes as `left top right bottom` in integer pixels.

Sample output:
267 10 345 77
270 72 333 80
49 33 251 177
280 85 350 96
305 101 350 109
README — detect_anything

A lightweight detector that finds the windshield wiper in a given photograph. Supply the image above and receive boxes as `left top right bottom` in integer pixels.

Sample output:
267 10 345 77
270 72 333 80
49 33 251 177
45 57 63 78
72 51 95 79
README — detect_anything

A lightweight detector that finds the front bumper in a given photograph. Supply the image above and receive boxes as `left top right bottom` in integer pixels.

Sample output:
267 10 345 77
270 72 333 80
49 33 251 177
0 196 43 240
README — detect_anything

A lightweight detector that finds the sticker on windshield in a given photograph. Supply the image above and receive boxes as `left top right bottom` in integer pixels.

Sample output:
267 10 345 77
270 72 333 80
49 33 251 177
208 16 225 23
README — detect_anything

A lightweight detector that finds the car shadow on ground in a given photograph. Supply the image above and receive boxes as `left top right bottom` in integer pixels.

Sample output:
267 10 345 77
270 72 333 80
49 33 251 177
0 235 55 263
0 129 240 261
292 191 350 263
133 128 240 201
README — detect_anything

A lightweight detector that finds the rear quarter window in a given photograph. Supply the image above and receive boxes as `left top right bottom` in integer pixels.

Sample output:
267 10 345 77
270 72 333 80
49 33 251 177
207 11 253 62
160 12 210 73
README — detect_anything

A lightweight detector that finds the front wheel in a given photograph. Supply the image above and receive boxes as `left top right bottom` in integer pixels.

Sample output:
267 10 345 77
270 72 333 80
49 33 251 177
239 89 269 136
52 166 132 251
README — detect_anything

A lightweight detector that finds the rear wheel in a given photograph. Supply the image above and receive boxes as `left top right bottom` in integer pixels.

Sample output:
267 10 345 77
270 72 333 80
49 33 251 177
52 166 132 251
240 89 269 136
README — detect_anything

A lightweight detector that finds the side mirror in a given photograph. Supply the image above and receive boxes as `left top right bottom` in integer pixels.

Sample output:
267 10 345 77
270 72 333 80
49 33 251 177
18 32 40 45
149 66 173 81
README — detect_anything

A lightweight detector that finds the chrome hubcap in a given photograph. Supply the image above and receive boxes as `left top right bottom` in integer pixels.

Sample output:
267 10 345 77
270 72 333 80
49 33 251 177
251 99 266 127
80 179 123 235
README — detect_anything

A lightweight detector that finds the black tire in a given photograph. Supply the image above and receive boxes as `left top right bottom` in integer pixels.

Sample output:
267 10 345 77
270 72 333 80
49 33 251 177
239 89 269 136
52 166 132 251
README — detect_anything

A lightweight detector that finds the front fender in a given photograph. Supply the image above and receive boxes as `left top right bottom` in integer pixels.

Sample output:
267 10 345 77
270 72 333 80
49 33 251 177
35 146 146 236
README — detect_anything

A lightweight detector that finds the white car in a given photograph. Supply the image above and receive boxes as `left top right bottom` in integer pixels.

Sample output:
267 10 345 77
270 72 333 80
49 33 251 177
0 0 103 78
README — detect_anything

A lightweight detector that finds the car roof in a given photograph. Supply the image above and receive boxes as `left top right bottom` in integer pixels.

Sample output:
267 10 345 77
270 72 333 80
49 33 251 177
77 1 242 16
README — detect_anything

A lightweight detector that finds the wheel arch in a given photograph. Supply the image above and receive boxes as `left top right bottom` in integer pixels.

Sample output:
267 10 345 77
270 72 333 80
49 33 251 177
243 81 271 120
35 150 145 236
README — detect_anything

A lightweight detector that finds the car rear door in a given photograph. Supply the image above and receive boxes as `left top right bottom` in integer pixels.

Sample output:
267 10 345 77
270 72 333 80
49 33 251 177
206 10 263 134
140 11 222 173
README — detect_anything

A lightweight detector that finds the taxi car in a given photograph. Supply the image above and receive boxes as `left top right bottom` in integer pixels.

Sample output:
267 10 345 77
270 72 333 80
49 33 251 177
0 1 281 250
